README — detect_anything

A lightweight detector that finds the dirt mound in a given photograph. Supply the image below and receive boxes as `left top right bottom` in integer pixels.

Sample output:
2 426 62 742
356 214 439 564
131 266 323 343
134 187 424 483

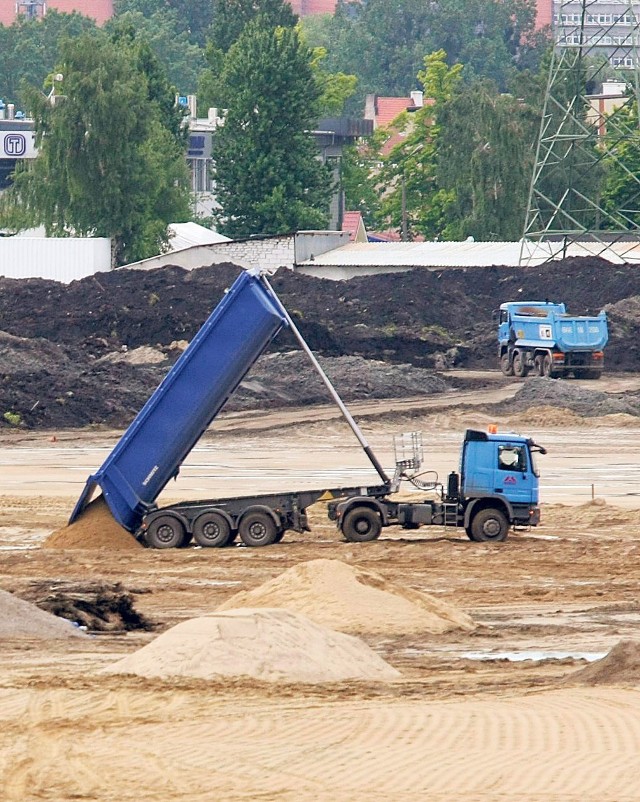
567 640 640 685
216 559 475 635
3 257 640 429
501 377 640 418
19 581 155 633
44 496 142 551
0 587 87 639
103 607 401 683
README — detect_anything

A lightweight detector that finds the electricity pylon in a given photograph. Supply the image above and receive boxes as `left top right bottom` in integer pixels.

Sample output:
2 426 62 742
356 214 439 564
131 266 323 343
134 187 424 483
520 0 640 265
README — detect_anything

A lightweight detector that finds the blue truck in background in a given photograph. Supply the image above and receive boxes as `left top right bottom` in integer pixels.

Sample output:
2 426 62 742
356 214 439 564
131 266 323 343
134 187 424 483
497 301 609 379
70 268 546 547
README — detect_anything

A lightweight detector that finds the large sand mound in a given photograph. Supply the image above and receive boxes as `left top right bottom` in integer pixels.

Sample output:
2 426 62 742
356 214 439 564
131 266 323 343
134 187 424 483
567 640 640 685
0 588 87 639
216 559 475 635
44 496 142 550
103 608 401 683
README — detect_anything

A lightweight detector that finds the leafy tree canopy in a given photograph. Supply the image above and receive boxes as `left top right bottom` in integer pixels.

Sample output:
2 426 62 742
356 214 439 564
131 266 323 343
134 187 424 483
306 0 546 105
212 19 332 237
106 9 205 93
0 11 96 106
114 0 215 45
1 28 191 265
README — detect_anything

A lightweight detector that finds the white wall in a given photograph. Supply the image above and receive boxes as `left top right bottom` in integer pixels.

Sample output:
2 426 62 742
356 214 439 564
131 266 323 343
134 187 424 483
0 237 111 282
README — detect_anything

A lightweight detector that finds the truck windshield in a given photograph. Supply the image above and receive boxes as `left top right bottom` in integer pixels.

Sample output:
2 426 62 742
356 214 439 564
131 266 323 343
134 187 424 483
498 445 527 472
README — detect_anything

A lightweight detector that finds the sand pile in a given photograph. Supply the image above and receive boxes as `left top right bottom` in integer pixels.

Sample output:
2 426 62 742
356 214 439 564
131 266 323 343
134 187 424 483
216 559 475 635
0 588 87 639
44 496 142 550
567 640 640 686
103 608 401 683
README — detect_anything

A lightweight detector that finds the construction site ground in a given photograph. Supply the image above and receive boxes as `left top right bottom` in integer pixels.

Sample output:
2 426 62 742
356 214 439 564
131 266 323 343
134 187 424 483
2 371 640 801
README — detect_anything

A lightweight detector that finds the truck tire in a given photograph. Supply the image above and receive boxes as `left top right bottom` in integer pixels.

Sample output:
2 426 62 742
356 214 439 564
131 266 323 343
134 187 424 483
238 508 278 547
574 368 601 380
512 351 528 378
500 353 514 376
542 354 553 377
145 514 187 549
534 355 544 376
341 507 382 542
193 511 232 547
470 508 509 542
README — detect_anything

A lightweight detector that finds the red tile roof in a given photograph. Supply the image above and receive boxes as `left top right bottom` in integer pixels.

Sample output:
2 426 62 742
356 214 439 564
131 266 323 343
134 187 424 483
0 0 113 25
288 0 337 15
342 211 365 242
375 97 415 128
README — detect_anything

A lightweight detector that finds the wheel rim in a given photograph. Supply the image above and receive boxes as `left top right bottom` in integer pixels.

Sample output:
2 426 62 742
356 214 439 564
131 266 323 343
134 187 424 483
354 517 372 535
483 518 502 538
248 521 268 541
156 524 176 544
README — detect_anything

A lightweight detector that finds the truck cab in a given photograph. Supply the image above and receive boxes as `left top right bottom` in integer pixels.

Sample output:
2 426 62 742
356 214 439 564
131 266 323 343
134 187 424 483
329 428 545 544
459 429 541 533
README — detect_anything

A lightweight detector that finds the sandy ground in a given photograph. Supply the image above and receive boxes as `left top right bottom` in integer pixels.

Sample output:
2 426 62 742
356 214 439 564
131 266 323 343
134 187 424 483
2 381 640 801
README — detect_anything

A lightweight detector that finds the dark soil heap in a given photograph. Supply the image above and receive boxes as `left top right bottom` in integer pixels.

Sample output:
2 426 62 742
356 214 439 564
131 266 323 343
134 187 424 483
1 256 639 429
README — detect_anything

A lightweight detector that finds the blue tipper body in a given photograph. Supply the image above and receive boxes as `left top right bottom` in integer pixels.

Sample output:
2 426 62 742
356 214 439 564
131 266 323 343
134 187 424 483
69 270 289 533
498 301 608 351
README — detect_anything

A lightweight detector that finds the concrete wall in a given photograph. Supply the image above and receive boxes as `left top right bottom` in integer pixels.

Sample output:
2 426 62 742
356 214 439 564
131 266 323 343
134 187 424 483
124 231 348 274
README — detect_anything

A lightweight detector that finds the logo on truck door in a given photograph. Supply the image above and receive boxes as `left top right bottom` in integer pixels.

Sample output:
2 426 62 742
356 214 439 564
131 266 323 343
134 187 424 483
539 325 552 339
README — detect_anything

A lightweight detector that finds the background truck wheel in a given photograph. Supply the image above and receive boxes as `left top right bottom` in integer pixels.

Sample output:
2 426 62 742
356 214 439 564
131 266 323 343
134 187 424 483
145 514 187 549
341 507 382 542
500 353 514 376
534 355 545 376
574 368 601 380
470 508 509 542
542 354 553 377
192 511 232 547
512 351 528 378
238 508 278 547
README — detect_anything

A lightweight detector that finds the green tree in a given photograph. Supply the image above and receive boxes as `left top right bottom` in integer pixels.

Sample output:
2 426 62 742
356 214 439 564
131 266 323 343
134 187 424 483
213 19 332 237
106 9 205 93
0 11 96 106
372 51 462 239
114 0 214 45
315 0 545 104
199 0 298 110
1 29 190 265
599 100 640 230
437 81 537 239
209 0 296 53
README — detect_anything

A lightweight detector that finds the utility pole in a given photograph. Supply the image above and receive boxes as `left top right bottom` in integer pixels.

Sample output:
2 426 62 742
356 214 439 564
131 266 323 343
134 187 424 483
520 0 640 265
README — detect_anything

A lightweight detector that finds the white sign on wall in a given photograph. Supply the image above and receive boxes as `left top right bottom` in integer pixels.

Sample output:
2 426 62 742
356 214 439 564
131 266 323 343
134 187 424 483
0 130 37 159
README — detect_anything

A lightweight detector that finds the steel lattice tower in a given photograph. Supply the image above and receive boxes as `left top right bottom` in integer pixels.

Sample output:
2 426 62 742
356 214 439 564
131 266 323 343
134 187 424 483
520 0 640 265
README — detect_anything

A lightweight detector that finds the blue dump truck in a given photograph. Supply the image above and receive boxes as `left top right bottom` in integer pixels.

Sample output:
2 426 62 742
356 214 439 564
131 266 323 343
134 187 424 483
497 301 609 379
70 268 546 548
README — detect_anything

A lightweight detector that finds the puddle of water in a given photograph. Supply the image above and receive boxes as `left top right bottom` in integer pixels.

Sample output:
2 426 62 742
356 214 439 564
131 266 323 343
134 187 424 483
460 650 606 662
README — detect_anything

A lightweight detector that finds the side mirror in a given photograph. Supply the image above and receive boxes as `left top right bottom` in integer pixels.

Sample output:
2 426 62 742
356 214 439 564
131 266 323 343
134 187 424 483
491 310 498 322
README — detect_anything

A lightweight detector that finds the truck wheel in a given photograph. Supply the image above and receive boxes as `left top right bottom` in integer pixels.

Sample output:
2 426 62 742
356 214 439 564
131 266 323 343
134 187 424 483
145 514 187 549
341 507 382 542
238 509 278 547
534 355 545 376
470 508 509 542
512 351 528 378
499 353 514 376
542 354 553 377
574 368 601 380
193 511 232 547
